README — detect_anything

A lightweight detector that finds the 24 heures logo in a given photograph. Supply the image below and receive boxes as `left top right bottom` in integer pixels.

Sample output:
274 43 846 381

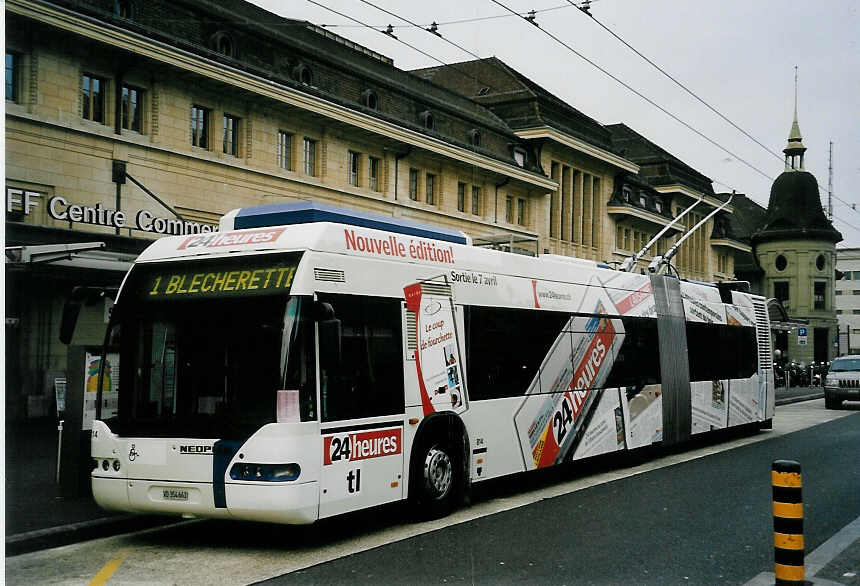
323 428 402 465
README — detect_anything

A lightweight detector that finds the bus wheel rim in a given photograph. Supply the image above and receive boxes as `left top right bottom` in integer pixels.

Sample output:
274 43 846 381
423 447 452 500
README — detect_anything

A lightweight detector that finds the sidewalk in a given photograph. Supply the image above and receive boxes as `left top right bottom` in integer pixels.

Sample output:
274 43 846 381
4 419 172 556
775 384 825 405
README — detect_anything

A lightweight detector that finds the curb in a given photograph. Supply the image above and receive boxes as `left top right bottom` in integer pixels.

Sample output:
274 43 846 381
776 392 824 406
6 515 176 557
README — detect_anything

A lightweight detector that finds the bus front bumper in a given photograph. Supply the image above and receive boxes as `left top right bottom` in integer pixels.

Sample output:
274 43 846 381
92 476 320 524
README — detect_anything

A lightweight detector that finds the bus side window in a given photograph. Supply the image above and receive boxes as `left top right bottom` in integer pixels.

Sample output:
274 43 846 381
686 322 758 381
466 306 569 400
318 294 405 422
604 317 661 390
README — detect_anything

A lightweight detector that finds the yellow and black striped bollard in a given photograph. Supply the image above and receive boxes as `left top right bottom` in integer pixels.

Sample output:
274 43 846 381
772 459 804 585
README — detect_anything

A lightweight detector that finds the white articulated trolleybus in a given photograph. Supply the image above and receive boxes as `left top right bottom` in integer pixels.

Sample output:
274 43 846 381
89 202 775 523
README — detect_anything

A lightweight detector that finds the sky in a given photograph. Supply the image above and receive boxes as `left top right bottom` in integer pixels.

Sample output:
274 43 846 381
249 0 860 247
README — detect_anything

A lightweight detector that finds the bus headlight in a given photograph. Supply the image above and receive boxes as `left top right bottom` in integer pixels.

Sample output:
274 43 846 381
229 462 301 482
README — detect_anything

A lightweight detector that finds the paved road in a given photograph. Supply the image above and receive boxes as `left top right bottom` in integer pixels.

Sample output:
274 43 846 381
5 401 857 585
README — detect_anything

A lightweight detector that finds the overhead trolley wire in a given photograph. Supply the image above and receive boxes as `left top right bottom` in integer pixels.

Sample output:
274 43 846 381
568 1 860 220
304 0 505 97
486 0 775 184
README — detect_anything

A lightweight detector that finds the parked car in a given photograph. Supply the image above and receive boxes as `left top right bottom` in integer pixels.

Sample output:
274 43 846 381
823 355 860 409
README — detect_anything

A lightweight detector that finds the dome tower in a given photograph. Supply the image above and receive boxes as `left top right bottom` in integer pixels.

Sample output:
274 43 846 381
752 72 842 367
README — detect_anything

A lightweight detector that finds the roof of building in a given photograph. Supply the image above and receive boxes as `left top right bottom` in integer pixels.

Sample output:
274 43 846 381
605 123 715 196
49 0 525 163
411 57 616 153
752 170 842 244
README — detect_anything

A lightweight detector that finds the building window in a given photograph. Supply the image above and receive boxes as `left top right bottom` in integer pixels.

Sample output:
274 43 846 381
121 85 143 132
468 129 481 147
191 105 210 148
277 131 293 170
623 228 631 251
775 254 788 271
408 168 419 201
853 290 860 295
616 225 624 250
517 198 526 226
816 254 826 271
505 196 513 223
114 0 134 19
361 89 379 110
369 156 380 191
471 186 480 215
82 74 106 123
213 32 234 57
513 148 526 167
303 138 316 176
348 151 360 187
852 309 860 315
717 252 729 274
6 52 19 102
294 64 312 86
622 186 632 203
814 282 826 310
419 110 435 131
425 173 436 205
835 290 843 296
457 182 466 212
854 271 860 280
774 281 789 307
223 114 239 156
837 310 844 314
655 200 663 213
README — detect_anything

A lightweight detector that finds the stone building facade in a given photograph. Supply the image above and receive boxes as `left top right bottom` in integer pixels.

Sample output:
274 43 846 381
4 0 756 421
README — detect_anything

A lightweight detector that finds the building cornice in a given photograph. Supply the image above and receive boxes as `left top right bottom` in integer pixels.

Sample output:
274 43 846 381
653 185 732 213
515 127 639 174
606 205 681 231
8 0 557 192
6 113 537 237
709 239 752 253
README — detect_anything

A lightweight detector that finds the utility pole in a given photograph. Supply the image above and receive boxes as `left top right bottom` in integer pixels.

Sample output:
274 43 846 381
828 141 834 220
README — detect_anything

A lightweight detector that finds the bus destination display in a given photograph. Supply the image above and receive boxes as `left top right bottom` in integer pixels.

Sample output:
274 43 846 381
139 255 300 301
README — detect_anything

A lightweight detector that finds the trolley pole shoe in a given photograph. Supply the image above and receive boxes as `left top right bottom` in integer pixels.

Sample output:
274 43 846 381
771 459 804 585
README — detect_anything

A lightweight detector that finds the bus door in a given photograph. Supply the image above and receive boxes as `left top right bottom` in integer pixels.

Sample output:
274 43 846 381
403 279 468 417
317 293 406 519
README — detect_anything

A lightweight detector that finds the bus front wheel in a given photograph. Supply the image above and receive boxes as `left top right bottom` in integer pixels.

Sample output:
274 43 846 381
412 440 460 519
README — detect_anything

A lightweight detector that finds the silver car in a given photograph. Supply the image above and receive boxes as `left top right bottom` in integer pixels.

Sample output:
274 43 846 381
823 355 860 409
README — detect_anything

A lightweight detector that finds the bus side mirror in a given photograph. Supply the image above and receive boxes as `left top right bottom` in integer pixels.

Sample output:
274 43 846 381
59 295 84 345
59 287 118 344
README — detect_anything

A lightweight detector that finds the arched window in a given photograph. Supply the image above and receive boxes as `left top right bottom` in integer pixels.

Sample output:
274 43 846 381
210 32 235 58
468 129 481 147
293 64 313 86
114 0 134 19
361 89 379 110
419 110 435 131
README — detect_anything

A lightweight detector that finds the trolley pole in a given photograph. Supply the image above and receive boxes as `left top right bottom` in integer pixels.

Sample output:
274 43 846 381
772 460 804 585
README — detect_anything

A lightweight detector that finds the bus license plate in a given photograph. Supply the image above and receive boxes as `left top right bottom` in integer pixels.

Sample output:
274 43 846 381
163 488 189 501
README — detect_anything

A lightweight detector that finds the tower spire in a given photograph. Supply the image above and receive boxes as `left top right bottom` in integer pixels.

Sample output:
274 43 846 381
784 66 806 171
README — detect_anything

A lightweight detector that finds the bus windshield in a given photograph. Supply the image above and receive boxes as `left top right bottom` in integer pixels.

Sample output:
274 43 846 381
106 252 316 439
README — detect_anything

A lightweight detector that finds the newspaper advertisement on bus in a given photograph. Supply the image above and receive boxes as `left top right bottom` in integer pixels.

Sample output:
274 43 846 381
513 277 626 469
404 281 467 416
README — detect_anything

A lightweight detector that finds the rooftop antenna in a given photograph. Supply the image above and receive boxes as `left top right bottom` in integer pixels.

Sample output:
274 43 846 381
648 195 734 275
620 196 703 272
828 141 834 220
